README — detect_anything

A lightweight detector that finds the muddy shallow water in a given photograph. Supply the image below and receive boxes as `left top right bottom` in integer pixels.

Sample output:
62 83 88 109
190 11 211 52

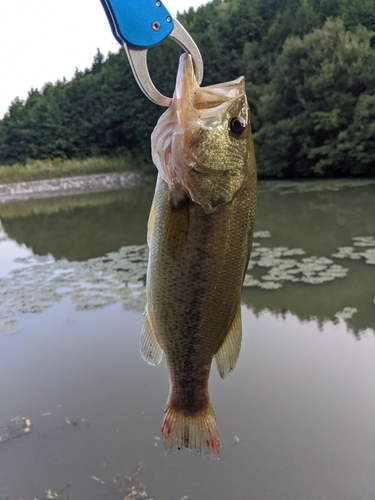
0 179 374 500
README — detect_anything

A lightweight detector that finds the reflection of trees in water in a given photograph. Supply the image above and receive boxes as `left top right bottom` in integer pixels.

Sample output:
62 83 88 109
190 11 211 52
0 236 373 339
0 183 155 261
250 183 375 337
255 182 375 256
0 180 374 338
0 245 149 335
2 179 374 262
242 260 375 339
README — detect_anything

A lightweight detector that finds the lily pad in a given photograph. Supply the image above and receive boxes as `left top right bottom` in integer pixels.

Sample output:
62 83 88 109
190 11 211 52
332 238 375 265
335 307 358 319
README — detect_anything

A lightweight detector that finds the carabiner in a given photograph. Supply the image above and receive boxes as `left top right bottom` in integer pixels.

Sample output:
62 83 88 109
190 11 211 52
100 0 204 106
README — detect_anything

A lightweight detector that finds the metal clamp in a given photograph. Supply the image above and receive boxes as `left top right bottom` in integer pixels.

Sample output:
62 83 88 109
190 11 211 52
100 0 204 106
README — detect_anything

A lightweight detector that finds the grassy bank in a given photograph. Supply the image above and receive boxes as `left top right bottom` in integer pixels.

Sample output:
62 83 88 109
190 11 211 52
0 182 155 219
0 154 151 185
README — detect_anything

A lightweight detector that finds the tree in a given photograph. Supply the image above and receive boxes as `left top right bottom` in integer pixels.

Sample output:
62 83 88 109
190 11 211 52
339 0 375 33
255 18 375 177
0 0 374 177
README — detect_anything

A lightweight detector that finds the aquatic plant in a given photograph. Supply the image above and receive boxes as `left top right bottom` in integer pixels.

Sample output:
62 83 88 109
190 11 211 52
253 230 271 238
335 307 358 320
0 230 360 333
352 236 375 247
244 246 348 288
0 245 148 333
332 236 375 265
258 179 375 195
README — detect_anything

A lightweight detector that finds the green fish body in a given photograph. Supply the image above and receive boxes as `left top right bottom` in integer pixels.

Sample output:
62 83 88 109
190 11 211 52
141 54 257 457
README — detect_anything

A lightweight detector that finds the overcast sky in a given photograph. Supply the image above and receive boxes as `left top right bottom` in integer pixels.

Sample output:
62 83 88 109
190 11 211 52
0 0 210 118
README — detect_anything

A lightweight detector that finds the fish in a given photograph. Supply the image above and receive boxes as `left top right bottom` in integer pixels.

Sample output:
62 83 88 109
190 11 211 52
140 53 257 458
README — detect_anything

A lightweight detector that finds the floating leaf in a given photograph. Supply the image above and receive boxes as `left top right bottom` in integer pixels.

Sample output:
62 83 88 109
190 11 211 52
335 307 358 319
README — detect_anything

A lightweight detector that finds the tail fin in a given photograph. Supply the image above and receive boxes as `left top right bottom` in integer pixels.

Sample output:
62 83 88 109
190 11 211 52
161 399 220 459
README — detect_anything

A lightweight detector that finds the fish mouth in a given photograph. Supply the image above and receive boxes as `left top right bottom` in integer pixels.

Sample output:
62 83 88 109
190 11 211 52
175 53 197 101
151 53 249 194
175 53 246 117
173 54 197 131
173 55 248 156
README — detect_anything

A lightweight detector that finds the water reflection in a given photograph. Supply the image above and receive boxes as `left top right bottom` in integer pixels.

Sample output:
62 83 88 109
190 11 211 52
0 179 374 337
0 238 373 337
0 184 154 261
0 179 374 500
0 300 374 500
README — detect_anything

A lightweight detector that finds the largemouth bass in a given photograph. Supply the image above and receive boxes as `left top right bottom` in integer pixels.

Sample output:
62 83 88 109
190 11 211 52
141 54 256 458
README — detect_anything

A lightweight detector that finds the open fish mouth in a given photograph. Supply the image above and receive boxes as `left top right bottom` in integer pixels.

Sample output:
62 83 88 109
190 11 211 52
151 53 251 213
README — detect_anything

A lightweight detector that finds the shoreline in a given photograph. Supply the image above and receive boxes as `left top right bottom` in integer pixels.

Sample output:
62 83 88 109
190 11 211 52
0 171 141 203
1 173 374 204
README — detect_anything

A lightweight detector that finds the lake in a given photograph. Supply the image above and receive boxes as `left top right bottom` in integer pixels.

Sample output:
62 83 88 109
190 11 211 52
0 178 374 500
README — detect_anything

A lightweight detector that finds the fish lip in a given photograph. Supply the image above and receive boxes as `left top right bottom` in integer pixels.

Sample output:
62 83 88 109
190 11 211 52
174 53 197 130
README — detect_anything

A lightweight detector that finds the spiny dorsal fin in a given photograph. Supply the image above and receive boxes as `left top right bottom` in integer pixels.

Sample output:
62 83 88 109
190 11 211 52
215 305 242 379
147 196 156 247
140 309 163 366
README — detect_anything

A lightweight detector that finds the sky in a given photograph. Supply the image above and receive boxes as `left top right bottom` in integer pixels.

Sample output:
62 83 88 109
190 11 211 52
0 0 210 118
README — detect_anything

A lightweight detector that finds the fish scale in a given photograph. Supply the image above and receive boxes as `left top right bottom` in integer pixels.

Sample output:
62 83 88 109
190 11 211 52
140 53 256 457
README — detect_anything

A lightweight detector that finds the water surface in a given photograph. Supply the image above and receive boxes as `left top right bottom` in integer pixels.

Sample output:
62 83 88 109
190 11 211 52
0 179 374 500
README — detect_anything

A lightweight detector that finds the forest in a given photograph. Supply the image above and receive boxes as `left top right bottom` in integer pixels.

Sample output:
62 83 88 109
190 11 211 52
0 0 374 178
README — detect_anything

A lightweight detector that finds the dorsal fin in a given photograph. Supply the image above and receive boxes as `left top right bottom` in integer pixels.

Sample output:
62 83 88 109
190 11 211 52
165 198 189 259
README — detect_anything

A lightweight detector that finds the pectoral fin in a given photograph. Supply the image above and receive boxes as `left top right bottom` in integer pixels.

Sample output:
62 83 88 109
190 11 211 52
188 168 245 213
165 198 189 259
140 309 163 366
215 305 242 379
147 196 157 247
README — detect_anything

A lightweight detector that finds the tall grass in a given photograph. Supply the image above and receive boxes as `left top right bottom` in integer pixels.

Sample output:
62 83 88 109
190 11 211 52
0 189 132 219
0 154 152 185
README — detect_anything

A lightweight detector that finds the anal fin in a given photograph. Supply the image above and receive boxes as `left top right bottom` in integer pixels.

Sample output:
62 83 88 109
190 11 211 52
140 308 163 366
215 305 242 379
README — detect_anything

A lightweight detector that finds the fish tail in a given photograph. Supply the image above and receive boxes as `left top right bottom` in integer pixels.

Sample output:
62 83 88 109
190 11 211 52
161 399 220 459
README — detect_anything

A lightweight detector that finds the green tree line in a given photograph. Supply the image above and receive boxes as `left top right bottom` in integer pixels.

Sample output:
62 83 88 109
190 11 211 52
0 0 374 177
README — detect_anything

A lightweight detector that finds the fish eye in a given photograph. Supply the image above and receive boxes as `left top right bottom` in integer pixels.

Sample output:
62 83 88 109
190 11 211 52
229 116 246 136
